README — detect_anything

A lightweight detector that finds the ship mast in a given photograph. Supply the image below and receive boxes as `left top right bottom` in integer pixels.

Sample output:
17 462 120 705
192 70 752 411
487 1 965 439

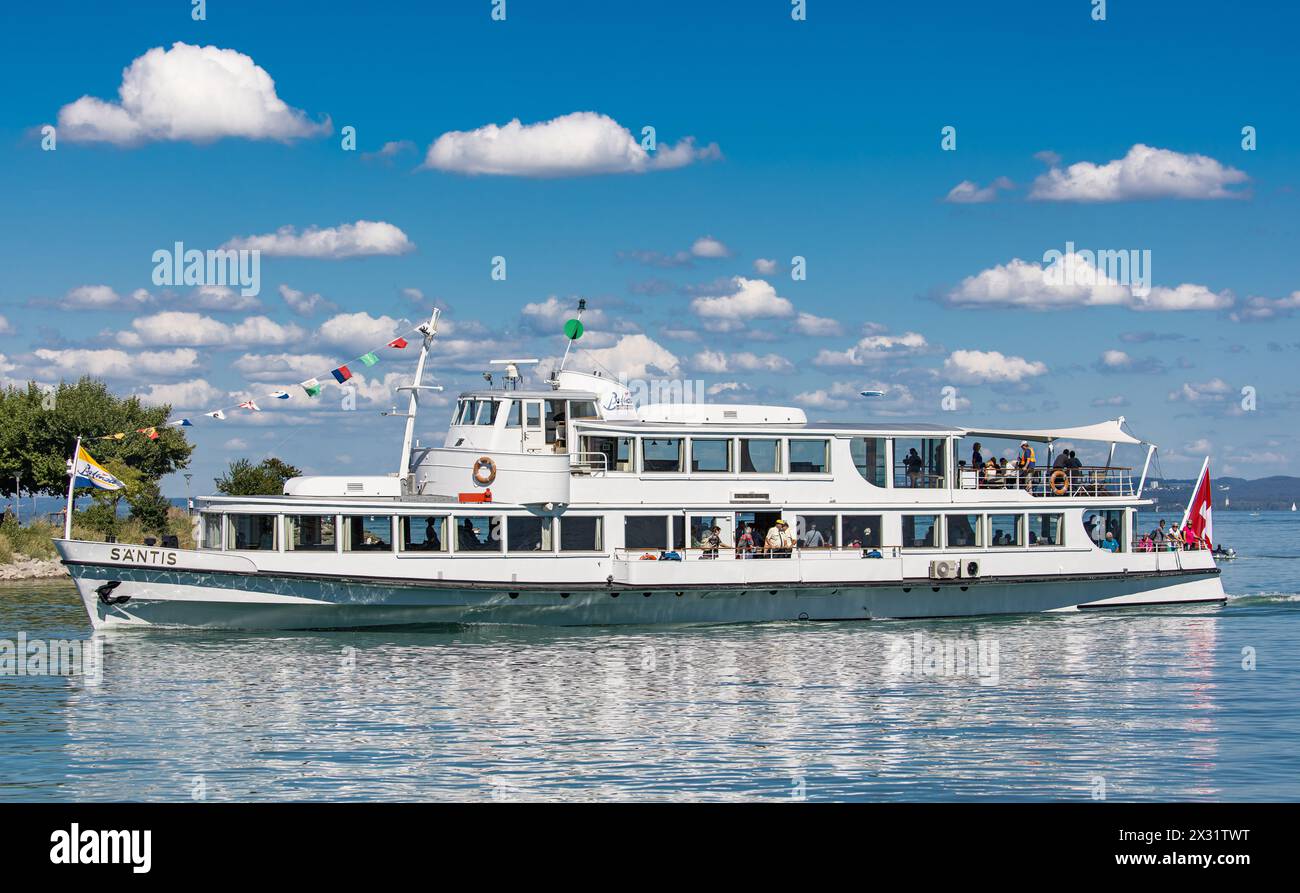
395 307 441 480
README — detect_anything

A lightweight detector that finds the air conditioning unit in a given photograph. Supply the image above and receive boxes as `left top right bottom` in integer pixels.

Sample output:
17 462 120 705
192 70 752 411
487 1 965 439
929 559 960 580
963 560 981 579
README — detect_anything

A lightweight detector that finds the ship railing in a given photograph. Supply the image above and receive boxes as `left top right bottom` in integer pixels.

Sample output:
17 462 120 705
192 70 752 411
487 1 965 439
953 465 1136 498
568 452 609 474
614 545 903 562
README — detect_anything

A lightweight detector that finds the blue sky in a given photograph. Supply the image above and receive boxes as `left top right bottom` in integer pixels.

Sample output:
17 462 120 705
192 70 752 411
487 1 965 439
1 0 1297 493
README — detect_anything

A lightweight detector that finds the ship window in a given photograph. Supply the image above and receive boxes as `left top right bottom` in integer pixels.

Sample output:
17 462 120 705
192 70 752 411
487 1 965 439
895 437 946 489
989 514 1023 547
226 514 275 551
690 514 733 550
850 438 888 487
642 438 684 473
456 400 477 425
691 438 732 473
505 401 521 427
285 514 336 551
526 402 542 427
902 514 940 548
580 435 633 472
400 516 448 552
344 515 393 551
625 515 669 550
1028 513 1064 547
841 515 882 549
455 516 502 552
945 514 983 548
1085 509 1125 551
789 439 830 474
795 515 837 548
475 400 499 426
508 516 553 552
569 400 599 420
560 516 604 551
739 438 781 474
201 513 223 550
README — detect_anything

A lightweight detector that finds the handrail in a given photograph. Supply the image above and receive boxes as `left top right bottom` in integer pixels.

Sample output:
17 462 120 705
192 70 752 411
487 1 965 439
954 465 1136 497
614 545 900 561
568 451 609 473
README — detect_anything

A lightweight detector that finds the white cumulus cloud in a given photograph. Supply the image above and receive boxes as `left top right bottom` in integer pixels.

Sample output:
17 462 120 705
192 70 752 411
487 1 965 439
33 347 201 379
137 378 225 408
812 332 928 366
54 42 329 145
116 312 305 347
422 111 720 177
222 220 414 258
943 349 1047 384
1029 144 1248 202
690 277 794 321
571 334 680 379
316 312 404 348
944 176 1014 204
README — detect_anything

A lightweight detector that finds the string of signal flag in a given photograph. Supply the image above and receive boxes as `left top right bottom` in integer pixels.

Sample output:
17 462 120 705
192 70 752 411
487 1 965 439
96 326 421 442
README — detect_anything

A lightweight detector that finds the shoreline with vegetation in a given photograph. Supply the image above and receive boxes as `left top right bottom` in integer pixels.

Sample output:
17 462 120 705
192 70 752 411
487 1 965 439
0 511 196 581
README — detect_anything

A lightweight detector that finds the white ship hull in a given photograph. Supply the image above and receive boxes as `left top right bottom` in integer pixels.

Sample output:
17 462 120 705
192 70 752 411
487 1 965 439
57 540 1225 630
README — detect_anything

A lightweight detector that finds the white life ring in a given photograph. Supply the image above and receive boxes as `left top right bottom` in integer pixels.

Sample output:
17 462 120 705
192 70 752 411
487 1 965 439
472 456 497 486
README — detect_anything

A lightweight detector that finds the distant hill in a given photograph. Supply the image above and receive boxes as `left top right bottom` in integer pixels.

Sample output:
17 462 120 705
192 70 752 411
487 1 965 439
1149 476 1300 512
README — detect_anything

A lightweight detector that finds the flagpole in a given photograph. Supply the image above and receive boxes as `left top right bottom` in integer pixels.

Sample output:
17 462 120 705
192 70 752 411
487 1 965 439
63 435 81 540
398 308 440 479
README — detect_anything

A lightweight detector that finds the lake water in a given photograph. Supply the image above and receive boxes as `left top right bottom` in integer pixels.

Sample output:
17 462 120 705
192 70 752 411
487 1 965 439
1 511 1296 802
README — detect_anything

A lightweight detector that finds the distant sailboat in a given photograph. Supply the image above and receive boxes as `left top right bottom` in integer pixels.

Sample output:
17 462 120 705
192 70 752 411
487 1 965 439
1292 502 1297 512
1224 497 1229 508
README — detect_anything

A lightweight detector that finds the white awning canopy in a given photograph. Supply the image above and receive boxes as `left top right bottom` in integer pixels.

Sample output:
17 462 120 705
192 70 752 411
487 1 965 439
961 418 1145 446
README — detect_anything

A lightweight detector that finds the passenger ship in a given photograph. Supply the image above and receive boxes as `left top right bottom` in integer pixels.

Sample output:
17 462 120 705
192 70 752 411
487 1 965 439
55 309 1224 630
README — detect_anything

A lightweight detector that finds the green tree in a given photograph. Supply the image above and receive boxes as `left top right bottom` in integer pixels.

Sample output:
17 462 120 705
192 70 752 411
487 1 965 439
0 377 193 497
128 476 173 535
214 457 302 496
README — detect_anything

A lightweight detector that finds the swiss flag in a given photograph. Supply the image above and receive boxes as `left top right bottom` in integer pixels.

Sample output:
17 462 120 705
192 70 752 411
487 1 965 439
1182 459 1214 549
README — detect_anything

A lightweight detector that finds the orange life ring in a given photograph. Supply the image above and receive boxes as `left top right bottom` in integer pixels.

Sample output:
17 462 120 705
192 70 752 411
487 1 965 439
1049 469 1069 496
472 456 497 486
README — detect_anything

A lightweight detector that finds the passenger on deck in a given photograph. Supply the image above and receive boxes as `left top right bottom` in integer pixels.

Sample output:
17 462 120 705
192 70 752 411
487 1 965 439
1154 519 1168 548
1017 441 1036 491
971 442 984 470
904 449 923 487
703 525 722 559
425 519 441 551
1101 531 1120 552
765 519 795 558
801 521 826 548
736 523 755 559
1052 450 1069 470
1067 450 1083 469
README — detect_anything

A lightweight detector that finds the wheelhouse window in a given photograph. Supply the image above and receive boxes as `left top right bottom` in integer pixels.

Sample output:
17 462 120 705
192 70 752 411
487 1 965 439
902 514 940 548
568 400 599 420
285 514 335 551
475 400 499 426
1085 509 1125 551
739 438 781 474
226 514 275 550
625 515 669 550
560 516 604 552
642 438 684 473
691 438 732 473
507 515 553 552
945 514 983 548
505 401 522 427
455 399 478 426
842 514 882 549
580 435 633 472
789 439 830 474
1028 513 1064 546
201 513 223 549
895 437 947 489
400 516 448 552
455 516 502 552
850 437 889 487
989 513 1023 547
344 515 393 551
795 514 837 548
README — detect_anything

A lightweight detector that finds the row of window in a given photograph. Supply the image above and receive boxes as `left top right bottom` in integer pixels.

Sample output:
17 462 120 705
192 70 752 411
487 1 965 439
206 512 604 554
204 509 1072 554
580 435 837 475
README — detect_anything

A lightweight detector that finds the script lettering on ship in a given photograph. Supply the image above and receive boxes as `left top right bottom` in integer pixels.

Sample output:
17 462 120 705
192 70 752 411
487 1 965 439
108 547 179 567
